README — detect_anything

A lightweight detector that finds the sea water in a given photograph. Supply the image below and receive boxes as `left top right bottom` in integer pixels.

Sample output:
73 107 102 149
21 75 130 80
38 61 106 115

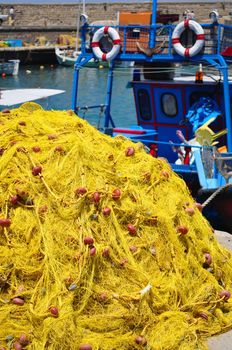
1 64 136 128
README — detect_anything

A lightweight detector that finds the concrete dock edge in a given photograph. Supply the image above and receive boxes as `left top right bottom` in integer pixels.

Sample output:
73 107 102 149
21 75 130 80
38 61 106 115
207 231 232 350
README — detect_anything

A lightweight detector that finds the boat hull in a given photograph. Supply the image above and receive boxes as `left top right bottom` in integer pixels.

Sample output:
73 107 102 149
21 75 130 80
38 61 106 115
197 188 232 233
173 167 232 233
56 53 74 66
55 48 108 68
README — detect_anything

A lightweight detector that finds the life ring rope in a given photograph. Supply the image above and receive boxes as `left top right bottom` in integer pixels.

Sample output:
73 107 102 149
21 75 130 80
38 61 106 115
91 26 121 62
172 20 205 58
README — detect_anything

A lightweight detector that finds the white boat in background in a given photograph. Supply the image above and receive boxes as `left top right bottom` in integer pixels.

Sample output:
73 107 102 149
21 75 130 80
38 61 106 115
0 88 65 107
55 47 79 67
55 47 108 68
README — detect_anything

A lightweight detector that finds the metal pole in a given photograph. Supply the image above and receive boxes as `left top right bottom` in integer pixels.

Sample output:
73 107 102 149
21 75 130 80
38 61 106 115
75 0 81 52
71 66 79 112
219 55 232 152
104 62 115 128
151 0 157 27
149 0 157 49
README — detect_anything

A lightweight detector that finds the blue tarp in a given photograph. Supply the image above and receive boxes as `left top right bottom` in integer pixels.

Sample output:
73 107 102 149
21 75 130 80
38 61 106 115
186 97 221 132
6 40 23 47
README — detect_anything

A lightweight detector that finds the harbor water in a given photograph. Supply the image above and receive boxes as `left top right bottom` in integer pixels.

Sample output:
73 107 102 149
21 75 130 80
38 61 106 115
1 64 136 128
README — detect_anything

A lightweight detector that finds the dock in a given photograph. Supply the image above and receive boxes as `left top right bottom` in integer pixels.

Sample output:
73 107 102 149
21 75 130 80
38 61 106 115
0 45 69 65
0 25 76 64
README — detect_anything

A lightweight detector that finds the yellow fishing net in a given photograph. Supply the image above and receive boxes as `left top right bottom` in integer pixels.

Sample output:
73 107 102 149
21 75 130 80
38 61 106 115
0 103 232 350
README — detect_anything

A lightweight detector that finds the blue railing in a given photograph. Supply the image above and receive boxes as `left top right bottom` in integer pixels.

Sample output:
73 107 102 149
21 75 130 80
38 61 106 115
78 23 232 64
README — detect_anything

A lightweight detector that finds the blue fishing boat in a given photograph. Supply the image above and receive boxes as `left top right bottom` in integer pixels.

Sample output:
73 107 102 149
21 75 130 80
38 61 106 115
72 2 232 233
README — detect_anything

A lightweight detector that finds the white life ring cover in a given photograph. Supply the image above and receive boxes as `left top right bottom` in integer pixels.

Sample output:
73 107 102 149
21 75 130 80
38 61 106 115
172 20 205 57
91 26 121 61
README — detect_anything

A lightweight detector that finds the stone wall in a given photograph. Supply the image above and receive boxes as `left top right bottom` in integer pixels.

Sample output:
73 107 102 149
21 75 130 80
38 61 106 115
0 2 231 44
0 31 73 44
0 2 231 28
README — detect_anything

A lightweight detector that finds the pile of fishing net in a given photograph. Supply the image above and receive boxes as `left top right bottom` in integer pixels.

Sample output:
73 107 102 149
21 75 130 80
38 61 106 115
0 103 232 350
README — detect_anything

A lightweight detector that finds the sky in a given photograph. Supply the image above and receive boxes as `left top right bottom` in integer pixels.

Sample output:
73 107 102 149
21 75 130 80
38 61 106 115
0 0 221 4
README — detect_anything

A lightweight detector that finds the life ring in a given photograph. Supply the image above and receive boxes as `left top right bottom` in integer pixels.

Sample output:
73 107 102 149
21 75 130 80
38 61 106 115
172 20 205 57
91 26 121 61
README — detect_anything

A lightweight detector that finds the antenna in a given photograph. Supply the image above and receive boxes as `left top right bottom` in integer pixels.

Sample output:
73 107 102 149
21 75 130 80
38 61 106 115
75 0 82 53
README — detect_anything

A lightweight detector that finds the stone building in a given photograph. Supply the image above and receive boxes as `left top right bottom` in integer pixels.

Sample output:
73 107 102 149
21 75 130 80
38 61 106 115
0 2 230 27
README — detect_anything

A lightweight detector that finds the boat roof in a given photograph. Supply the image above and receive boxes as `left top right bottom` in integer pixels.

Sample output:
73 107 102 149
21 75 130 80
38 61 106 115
134 75 232 85
0 88 65 106
174 75 232 83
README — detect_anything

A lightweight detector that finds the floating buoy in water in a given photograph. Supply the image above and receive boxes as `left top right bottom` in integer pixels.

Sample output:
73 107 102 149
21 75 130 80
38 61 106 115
40 65 44 70
26 70 31 74
1 73 6 78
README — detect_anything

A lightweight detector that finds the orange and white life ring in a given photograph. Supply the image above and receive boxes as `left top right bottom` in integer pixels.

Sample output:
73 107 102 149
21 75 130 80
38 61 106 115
172 20 205 57
91 26 121 61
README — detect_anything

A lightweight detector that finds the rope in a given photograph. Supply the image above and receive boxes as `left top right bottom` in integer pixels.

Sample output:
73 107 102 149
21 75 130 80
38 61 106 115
202 182 232 207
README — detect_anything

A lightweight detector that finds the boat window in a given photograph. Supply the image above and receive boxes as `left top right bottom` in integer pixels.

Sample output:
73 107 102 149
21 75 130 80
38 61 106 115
161 93 178 117
138 89 152 120
190 91 214 106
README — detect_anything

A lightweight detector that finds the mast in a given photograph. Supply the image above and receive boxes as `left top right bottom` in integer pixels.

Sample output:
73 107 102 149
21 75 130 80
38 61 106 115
149 0 157 49
75 0 87 52
75 0 81 52
151 0 157 27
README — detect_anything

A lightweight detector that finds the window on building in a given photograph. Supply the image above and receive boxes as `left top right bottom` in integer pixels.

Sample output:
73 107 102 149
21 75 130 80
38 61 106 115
138 89 152 120
161 93 178 117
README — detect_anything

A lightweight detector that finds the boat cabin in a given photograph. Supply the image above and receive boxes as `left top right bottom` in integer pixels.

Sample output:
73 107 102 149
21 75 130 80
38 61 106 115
132 77 230 163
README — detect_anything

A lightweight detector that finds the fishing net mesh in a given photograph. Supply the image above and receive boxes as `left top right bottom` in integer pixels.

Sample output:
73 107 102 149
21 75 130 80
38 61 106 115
0 103 232 350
